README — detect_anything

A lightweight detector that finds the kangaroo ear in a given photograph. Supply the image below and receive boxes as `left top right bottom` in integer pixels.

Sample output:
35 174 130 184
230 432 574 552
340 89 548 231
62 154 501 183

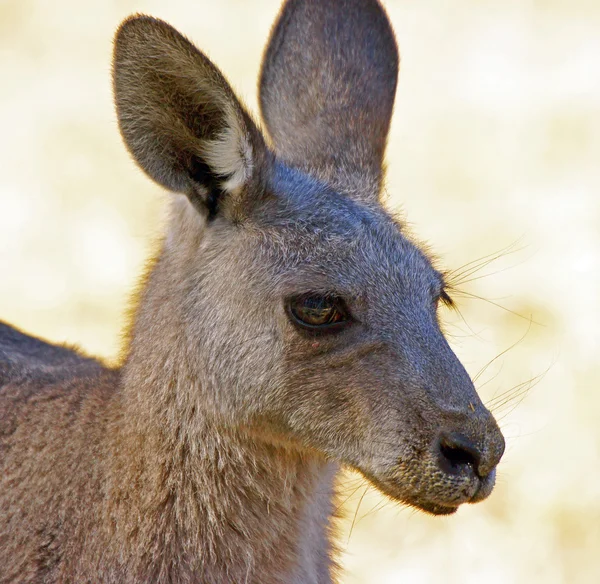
113 16 267 220
259 0 399 202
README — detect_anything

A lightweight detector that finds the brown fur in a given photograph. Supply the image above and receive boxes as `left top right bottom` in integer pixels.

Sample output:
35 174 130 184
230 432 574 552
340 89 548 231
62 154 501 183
0 2 505 582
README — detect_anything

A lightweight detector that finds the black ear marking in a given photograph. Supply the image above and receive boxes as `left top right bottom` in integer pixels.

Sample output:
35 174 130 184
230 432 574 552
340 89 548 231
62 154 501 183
188 156 227 221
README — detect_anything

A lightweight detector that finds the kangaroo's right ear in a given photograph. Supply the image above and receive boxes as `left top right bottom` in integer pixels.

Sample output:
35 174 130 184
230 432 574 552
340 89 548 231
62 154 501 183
113 16 268 220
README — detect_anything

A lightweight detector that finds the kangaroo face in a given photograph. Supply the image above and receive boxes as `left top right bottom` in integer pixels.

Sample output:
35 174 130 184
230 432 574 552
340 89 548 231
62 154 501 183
113 3 504 517
181 161 504 515
271 184 505 515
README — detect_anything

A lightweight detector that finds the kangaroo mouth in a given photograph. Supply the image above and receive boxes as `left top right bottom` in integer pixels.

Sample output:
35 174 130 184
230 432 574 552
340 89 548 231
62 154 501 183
359 466 497 517
417 470 496 515
468 468 497 503
414 501 459 516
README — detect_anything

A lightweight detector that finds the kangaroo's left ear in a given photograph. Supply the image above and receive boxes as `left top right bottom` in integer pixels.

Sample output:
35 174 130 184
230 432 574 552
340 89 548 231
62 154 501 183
259 0 399 202
113 15 269 221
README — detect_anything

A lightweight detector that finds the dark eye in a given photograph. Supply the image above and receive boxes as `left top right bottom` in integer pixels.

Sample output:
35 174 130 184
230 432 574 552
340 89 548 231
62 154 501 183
287 294 350 332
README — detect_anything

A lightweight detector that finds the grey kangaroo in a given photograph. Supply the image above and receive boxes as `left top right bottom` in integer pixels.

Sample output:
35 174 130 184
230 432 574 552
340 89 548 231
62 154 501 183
0 1 505 582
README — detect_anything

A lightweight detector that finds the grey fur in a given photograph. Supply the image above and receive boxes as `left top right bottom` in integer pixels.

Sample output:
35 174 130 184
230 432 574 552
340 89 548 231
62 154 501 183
0 2 504 582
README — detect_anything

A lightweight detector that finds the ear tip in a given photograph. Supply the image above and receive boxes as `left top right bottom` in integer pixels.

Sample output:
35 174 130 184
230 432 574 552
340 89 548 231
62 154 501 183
114 14 175 49
113 14 191 83
115 13 154 36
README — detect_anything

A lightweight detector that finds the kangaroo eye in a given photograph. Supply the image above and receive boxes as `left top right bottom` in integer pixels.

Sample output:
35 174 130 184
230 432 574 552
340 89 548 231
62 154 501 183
287 294 349 331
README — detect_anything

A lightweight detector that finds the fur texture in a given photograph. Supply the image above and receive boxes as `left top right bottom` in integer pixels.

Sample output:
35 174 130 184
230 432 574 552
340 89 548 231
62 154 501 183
0 2 505 582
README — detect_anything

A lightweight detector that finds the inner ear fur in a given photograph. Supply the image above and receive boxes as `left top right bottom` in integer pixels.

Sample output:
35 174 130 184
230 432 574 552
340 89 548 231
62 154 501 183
113 15 267 218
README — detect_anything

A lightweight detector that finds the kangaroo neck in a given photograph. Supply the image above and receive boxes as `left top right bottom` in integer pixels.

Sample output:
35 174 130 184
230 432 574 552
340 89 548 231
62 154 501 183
106 361 338 583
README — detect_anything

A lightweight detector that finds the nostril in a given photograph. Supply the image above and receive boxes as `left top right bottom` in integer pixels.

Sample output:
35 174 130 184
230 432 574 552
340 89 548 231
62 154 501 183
437 432 482 477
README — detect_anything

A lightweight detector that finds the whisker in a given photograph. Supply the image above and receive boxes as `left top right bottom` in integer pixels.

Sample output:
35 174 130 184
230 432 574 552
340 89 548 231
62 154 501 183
334 480 368 515
445 302 482 339
475 319 534 384
347 484 369 545
488 376 535 410
450 289 542 325
359 495 395 522
489 367 550 422
489 380 534 413
487 362 550 410
454 252 533 286
446 238 526 286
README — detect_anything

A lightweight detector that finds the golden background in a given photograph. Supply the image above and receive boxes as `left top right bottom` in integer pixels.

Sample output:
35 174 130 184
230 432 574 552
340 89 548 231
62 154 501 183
0 1 598 582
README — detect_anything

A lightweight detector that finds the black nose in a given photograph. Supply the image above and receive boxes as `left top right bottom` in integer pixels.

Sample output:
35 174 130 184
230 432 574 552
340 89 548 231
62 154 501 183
437 432 485 477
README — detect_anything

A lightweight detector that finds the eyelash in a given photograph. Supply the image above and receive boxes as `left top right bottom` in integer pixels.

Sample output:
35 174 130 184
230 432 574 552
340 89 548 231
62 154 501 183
438 288 455 308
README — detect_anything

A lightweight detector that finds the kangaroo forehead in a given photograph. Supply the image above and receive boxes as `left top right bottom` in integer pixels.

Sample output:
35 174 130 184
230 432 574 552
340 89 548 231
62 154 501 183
249 166 440 291
263 160 397 235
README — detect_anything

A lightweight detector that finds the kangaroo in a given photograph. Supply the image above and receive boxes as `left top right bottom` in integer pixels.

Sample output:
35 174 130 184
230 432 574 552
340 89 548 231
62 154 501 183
0 1 505 582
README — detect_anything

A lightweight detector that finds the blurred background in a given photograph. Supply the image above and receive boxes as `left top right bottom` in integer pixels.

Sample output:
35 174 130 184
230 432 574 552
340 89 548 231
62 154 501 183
0 0 598 582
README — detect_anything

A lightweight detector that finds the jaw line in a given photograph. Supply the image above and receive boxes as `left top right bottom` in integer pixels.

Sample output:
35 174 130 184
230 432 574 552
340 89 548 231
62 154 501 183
356 468 473 517
415 500 459 516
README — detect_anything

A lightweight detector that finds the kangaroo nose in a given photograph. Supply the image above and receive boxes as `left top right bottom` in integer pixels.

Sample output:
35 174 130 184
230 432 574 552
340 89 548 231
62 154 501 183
436 431 504 478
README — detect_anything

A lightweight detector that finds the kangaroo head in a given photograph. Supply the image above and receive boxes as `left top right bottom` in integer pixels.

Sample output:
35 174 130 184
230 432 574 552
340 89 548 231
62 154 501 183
113 1 504 515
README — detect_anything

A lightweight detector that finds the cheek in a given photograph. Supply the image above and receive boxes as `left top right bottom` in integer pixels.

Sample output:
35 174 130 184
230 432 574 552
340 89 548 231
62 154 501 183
186 285 284 403
277 345 441 462
271 352 383 455
198 326 285 419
